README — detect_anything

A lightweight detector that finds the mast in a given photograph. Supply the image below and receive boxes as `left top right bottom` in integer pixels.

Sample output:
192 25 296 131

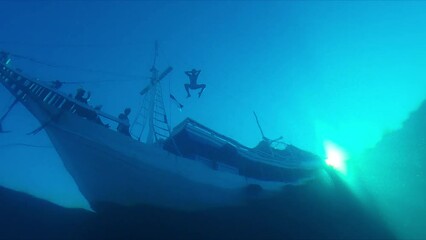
132 42 173 144
253 111 266 140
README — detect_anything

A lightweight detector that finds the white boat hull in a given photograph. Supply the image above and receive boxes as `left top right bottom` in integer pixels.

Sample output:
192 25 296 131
0 63 321 211
44 112 292 211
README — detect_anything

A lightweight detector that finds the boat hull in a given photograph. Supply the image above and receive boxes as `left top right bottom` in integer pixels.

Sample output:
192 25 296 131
44 112 299 211
0 65 322 211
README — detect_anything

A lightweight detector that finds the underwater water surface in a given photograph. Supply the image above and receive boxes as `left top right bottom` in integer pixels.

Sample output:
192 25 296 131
1 1 426 239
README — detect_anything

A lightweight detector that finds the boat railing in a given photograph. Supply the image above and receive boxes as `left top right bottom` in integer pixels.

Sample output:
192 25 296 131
177 118 252 151
176 118 305 168
239 149 301 168
0 63 129 129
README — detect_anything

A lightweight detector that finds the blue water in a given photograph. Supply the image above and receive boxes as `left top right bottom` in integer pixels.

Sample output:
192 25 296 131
1 2 426 239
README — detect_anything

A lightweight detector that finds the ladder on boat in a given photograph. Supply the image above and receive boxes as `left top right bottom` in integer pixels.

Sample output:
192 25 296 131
132 78 171 143
130 42 173 144
152 82 171 141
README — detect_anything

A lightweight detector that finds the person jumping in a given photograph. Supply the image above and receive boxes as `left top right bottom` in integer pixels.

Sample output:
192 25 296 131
184 69 206 98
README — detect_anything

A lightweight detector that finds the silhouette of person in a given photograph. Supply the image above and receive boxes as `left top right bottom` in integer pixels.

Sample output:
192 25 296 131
184 69 206 98
75 88 91 104
74 88 92 118
51 80 63 89
117 108 131 136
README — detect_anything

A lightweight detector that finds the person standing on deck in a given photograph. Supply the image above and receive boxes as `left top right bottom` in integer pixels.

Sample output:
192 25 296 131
184 69 206 98
74 88 92 118
117 108 131 136
75 88 91 104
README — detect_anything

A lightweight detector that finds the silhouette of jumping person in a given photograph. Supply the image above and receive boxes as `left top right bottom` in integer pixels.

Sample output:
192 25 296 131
184 69 206 98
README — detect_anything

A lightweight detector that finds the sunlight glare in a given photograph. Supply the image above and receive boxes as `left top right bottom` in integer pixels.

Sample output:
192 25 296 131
325 141 347 174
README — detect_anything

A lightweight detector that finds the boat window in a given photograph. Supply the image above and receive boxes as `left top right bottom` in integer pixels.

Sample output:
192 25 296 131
16 89 23 97
29 83 36 91
34 86 42 95
23 79 30 87
53 96 64 107
43 92 52 102
57 98 66 109
48 94 57 105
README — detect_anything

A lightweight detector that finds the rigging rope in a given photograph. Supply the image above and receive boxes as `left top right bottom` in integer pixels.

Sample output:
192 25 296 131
0 143 52 149
169 75 172 128
0 40 143 48
0 99 19 133
157 42 181 127
1 96 15 114
9 52 148 80
40 78 147 85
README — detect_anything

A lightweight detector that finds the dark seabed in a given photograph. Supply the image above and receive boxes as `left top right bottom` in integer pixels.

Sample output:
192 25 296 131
0 170 394 240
